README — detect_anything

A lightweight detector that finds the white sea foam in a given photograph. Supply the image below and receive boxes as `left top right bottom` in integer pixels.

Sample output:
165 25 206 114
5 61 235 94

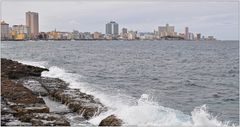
17 60 47 68
11 60 235 127
40 66 235 127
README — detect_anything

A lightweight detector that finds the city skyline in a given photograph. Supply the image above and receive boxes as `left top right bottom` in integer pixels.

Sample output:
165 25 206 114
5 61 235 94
1 0 239 40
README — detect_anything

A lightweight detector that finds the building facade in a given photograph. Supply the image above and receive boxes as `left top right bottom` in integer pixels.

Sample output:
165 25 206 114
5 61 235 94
12 25 30 34
93 32 102 39
196 33 201 40
26 11 39 36
122 28 127 34
1 21 10 40
127 31 137 40
158 24 176 37
106 21 119 37
185 27 189 40
12 25 30 40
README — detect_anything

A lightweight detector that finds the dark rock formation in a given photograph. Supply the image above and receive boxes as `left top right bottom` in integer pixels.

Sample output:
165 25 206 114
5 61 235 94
35 77 107 120
1 78 46 104
15 76 107 120
17 78 49 96
1 58 48 79
1 58 122 126
1 58 69 126
19 113 70 126
99 115 123 126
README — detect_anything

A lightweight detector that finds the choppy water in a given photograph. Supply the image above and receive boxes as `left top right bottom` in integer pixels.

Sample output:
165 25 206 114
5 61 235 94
1 40 239 126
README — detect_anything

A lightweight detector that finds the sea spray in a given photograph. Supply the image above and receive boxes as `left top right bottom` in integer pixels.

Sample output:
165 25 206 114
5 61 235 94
18 60 48 68
191 105 232 127
18 62 236 127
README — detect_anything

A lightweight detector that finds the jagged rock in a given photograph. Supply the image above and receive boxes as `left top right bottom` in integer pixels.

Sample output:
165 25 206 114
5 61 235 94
1 58 48 79
36 77 107 120
1 98 32 126
1 79 46 105
19 78 49 96
1 98 17 115
1 58 112 126
5 120 32 126
37 77 69 93
26 113 70 126
99 115 123 126
1 114 17 126
12 105 50 116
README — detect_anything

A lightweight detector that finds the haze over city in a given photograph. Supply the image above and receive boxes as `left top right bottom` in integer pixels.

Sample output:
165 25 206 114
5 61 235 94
1 0 239 40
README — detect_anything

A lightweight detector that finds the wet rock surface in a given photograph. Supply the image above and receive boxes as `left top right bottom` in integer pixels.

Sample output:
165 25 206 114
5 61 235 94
32 76 107 120
17 76 107 120
99 115 123 126
1 58 70 126
19 78 49 96
1 58 119 126
1 58 48 79
19 113 70 126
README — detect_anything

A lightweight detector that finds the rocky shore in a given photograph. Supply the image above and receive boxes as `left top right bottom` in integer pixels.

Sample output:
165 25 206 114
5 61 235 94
1 58 122 126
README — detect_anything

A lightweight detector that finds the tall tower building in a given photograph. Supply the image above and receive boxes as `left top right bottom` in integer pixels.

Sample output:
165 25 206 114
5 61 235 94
185 27 189 40
1 21 10 40
26 11 39 36
106 21 119 36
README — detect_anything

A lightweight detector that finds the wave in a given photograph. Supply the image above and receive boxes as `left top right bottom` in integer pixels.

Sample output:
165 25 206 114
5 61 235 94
18 60 236 126
17 60 48 68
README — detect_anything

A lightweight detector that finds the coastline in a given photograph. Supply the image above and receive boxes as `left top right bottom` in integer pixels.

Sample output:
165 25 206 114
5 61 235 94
1 58 122 126
1 39 221 42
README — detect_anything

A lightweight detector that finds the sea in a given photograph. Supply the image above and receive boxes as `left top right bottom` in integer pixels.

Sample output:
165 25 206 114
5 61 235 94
1 40 239 126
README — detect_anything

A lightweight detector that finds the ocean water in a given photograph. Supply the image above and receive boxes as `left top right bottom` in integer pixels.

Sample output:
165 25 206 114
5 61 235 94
1 40 239 126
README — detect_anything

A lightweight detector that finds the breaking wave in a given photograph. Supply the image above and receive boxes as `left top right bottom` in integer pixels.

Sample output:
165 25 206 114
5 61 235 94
19 61 236 127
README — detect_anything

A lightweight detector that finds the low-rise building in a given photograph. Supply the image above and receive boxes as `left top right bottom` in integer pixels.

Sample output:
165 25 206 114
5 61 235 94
207 36 216 41
47 30 59 40
128 31 137 40
72 30 80 40
93 32 102 40
196 33 201 40
83 32 92 40
11 25 30 40
120 28 128 39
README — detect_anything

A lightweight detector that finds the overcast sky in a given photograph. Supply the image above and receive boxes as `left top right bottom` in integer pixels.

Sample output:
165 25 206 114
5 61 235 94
1 0 239 40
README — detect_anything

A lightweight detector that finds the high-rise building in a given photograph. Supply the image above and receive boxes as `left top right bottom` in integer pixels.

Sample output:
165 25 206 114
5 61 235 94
1 21 10 40
158 24 175 37
106 21 119 36
185 27 189 40
26 11 39 36
166 23 174 33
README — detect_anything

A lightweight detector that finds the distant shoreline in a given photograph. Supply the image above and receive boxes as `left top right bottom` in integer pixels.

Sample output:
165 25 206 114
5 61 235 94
1 39 229 42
